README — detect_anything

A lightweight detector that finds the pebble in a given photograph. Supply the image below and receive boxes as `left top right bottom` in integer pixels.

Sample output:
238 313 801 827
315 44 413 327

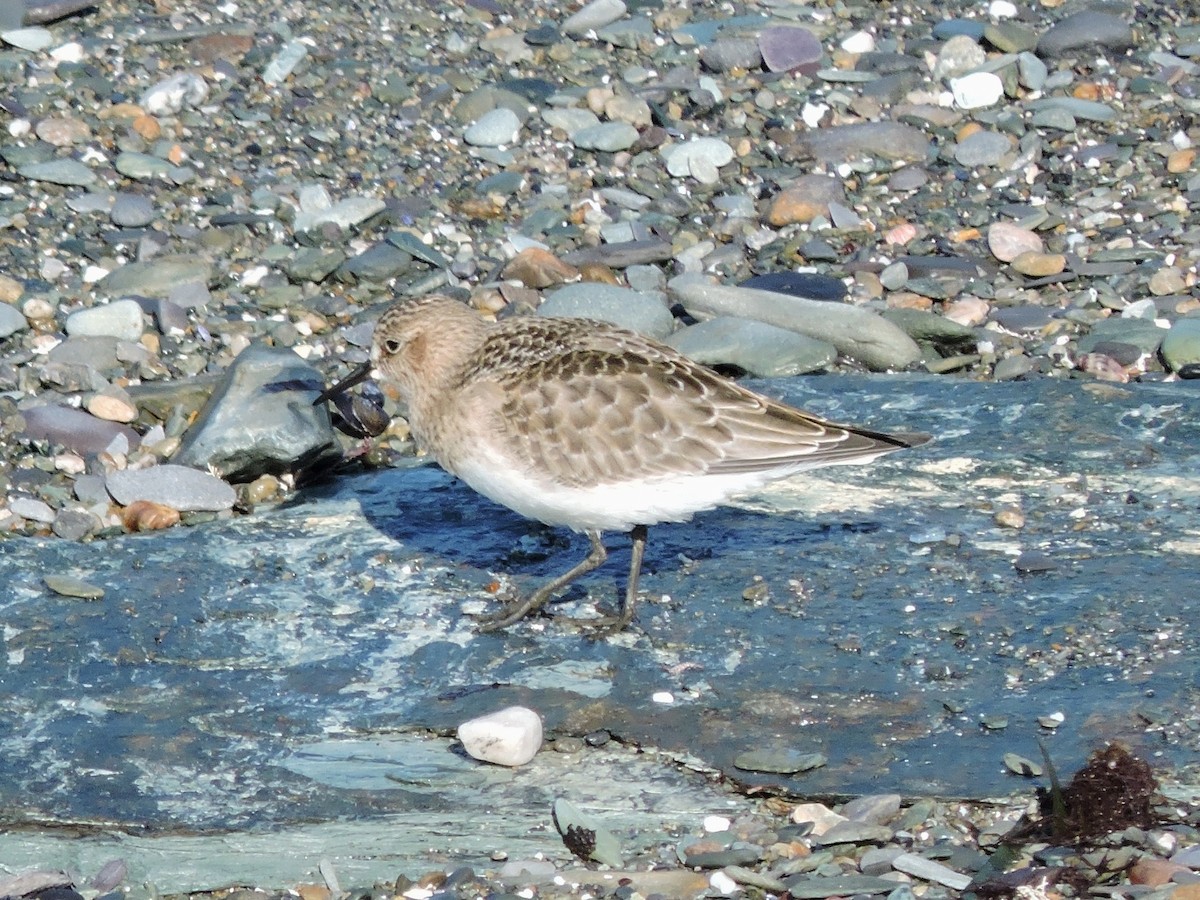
562 0 626 37
954 130 1011 167
139 72 208 116
571 121 638 152
106 465 236 512
986 222 1042 262
661 137 735 184
1160 318 1200 373
110 193 157 228
18 159 96 186
538 282 675 340
65 299 145 342
951 71 1004 109
1036 10 1134 57
666 316 836 376
0 303 27 338
758 25 822 73
891 852 973 890
457 706 543 767
463 107 521 147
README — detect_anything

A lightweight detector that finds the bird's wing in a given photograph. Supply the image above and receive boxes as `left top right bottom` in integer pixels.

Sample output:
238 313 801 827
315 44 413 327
485 325 921 488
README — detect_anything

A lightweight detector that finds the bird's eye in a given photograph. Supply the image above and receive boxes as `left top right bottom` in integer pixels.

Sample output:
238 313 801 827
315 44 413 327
383 338 401 355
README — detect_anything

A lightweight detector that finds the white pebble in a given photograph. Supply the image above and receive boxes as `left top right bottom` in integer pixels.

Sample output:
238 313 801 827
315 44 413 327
989 0 1018 18
140 72 209 116
950 71 1004 110
457 705 543 767
703 814 731 833
50 41 84 63
709 870 738 895
651 690 674 704
840 30 875 54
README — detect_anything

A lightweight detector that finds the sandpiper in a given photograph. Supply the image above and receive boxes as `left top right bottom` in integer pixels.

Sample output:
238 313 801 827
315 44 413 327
317 293 929 633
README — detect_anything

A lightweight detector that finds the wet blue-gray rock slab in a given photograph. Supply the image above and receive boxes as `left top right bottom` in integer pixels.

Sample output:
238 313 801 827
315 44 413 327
1 375 1198 888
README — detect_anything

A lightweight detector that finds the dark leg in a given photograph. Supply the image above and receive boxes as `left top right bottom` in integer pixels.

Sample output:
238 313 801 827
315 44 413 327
476 531 608 632
583 524 648 636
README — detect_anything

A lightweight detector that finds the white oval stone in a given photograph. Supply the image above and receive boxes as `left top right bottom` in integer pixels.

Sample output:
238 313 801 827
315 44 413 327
950 71 1004 110
457 705 543 767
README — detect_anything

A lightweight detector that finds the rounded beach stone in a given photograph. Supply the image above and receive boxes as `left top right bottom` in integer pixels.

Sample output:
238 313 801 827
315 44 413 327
457 705 543 767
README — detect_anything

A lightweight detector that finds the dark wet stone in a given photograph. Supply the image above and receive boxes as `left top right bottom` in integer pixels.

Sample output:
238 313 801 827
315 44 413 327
52 508 99 540
740 272 847 302
174 343 341 482
21 404 138 455
857 51 921 74
733 747 826 774
1014 550 1058 574
882 309 978 348
1036 10 1134 58
524 23 558 45
560 239 673 267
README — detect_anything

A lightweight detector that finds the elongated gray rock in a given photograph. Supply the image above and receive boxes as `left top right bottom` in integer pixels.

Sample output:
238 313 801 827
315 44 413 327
106 464 236 512
669 279 922 371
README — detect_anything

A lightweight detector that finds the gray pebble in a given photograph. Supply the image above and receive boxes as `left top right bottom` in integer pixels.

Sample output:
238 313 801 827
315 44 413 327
21 405 138 456
955 131 1012 167
891 852 973 890
110 193 157 227
10 496 56 523
1160 317 1200 373
700 37 762 73
463 107 521 147
106 464 237 512
18 159 96 186
66 299 145 342
1036 10 1133 58
0 302 27 338
562 0 626 36
101 255 213 298
796 122 932 163
571 121 638 152
539 283 675 340
666 316 836 376
758 25 821 73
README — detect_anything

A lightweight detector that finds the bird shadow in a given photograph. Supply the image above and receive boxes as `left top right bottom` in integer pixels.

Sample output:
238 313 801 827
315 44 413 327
302 461 887 619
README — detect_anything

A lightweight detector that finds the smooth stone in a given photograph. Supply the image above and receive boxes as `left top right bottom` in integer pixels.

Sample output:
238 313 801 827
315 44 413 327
1014 550 1057 574
758 25 821 73
0 302 27 338
542 107 600 134
336 242 413 283
987 221 1042 262
992 354 1034 381
110 193 157 227
106 464 236 512
932 19 985 41
1025 97 1115 122
700 37 762 72
782 874 901 897
174 344 341 482
562 0 626 36
43 574 104 599
18 159 96 186
795 122 931 163
100 255 212 298
463 107 521 147
21 405 138 456
861 846 905 875
65 299 145 342
539 283 675 340
1016 51 1048 90
1010 251 1066 277
951 71 1004 109
671 279 922 371
666 316 836 376
2 27 54 51
661 137 734 184
733 747 826 774
114 152 187 182
1160 318 1200 373
816 821 894 845
293 196 386 233
984 22 1037 53
1004 752 1043 776
891 853 973 890
457 706 543 767
955 130 1011 167
571 121 638 152
9 496 56 523
1036 10 1133 57
1077 318 1166 355
765 175 845 226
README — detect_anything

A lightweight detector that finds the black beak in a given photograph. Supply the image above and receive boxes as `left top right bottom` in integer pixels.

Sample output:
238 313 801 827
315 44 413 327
313 361 373 405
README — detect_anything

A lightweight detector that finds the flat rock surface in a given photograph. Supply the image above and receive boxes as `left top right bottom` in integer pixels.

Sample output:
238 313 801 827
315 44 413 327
2 376 1198 888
